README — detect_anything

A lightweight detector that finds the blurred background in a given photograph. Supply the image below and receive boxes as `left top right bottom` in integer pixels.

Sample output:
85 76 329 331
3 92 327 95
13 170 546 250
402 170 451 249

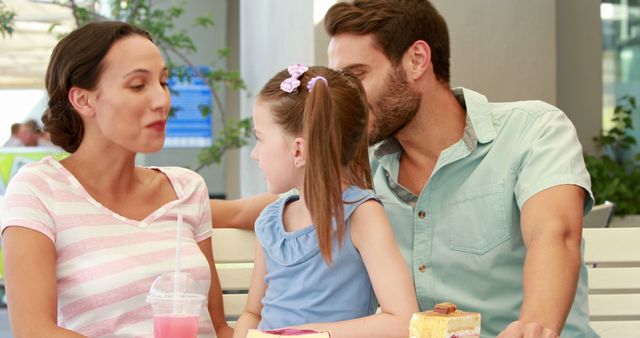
3 0 636 199
1 0 639 336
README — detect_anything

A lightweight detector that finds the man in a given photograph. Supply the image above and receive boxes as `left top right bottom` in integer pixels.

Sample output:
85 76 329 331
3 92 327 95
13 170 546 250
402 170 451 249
324 1 595 337
3 123 23 147
16 119 56 148
17 119 41 147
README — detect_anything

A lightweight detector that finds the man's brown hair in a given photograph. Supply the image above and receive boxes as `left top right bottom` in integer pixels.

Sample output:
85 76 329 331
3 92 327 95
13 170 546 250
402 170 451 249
325 0 450 84
10 123 20 135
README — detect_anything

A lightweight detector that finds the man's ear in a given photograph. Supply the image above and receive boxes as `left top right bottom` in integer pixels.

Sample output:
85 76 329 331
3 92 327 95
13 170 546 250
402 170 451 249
403 40 431 81
68 87 96 117
292 137 305 168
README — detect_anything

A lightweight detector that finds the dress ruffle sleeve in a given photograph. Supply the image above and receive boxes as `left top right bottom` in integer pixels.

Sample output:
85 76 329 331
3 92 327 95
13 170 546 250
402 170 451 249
255 196 321 266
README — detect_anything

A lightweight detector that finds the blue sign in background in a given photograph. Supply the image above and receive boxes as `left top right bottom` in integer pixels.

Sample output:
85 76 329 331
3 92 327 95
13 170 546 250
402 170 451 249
165 68 213 148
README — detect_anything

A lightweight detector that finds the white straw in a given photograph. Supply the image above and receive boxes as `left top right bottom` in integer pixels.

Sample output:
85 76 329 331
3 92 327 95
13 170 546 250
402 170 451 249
174 214 183 293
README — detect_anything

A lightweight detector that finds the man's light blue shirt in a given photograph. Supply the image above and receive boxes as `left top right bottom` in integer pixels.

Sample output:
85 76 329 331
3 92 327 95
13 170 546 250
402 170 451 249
370 87 597 337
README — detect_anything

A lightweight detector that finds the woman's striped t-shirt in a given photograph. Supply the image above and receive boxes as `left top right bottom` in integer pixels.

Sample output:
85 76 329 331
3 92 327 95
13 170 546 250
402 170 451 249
1 156 216 337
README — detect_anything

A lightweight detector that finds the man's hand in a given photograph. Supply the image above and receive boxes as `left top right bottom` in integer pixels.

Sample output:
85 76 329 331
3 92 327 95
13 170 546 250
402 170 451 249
498 321 558 338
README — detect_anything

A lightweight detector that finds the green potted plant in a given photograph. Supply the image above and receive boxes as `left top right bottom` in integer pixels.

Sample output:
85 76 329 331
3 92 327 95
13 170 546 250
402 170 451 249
0 0 15 37
584 95 640 222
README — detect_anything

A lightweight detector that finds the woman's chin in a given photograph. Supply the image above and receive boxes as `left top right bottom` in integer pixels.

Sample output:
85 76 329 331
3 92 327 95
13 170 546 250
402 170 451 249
138 141 165 154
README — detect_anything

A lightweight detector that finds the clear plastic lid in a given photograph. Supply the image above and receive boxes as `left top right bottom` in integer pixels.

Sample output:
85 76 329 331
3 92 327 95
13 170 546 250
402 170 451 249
147 271 206 303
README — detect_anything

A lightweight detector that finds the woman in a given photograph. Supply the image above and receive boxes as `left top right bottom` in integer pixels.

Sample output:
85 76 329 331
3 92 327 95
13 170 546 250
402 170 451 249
1 21 232 338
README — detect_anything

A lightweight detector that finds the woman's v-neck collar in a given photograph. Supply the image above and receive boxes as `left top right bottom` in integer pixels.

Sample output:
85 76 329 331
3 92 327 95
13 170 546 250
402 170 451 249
46 156 182 228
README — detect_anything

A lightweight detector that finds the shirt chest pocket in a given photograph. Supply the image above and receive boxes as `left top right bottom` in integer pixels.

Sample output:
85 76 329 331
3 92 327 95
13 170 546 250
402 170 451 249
448 182 510 255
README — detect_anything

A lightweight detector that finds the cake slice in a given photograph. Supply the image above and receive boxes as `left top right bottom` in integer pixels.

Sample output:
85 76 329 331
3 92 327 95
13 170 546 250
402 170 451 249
247 328 331 338
409 302 481 338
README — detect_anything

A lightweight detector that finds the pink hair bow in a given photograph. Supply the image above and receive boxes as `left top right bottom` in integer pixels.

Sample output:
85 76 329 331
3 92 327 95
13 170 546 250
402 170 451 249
307 76 328 92
280 64 309 93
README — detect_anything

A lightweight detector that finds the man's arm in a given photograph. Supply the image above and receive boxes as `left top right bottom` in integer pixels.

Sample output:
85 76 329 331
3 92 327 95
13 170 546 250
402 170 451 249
211 193 277 230
499 184 586 338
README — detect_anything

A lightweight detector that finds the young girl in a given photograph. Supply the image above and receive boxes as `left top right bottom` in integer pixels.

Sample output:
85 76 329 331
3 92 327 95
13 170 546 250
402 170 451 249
0 21 232 338
233 65 418 338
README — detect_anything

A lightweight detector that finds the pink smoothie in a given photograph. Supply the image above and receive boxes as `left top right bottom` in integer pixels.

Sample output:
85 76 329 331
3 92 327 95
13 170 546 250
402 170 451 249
153 314 199 338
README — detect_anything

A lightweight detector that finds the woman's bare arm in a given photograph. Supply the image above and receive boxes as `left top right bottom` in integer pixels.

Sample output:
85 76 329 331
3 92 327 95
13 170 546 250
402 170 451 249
3 227 87 338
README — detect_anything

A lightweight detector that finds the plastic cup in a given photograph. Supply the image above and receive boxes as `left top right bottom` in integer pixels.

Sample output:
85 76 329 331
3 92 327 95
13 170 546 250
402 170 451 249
147 272 206 338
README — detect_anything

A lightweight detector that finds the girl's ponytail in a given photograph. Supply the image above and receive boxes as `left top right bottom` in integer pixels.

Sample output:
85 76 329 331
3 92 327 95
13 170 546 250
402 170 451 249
303 77 345 264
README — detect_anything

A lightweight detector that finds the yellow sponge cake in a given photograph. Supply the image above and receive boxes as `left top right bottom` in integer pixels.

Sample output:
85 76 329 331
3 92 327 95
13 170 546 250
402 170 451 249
409 302 481 338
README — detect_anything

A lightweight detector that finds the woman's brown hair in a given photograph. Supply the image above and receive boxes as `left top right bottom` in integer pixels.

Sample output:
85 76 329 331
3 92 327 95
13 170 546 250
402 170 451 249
259 66 372 263
42 21 152 153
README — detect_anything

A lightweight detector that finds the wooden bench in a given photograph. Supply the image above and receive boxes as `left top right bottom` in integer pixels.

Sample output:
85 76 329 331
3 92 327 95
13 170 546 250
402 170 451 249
584 227 640 337
212 227 640 336
212 229 256 325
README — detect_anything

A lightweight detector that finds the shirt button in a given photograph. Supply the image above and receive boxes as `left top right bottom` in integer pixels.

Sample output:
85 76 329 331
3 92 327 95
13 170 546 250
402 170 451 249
418 264 427 273
418 210 426 219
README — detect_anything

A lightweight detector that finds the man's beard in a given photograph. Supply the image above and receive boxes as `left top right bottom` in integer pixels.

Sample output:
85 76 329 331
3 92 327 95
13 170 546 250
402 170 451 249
368 66 421 145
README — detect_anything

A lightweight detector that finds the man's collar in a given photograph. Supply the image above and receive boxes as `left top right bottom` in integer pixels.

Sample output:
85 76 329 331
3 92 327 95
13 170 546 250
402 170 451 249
452 87 496 144
373 137 402 158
